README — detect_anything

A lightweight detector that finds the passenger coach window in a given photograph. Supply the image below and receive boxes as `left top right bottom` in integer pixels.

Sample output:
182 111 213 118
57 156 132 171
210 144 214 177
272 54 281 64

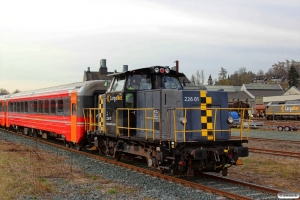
25 102 28 113
44 100 49 114
50 100 56 114
13 102 16 112
38 100 43 113
16 102 20 112
9 102 13 112
64 98 70 115
57 99 63 115
20 102 24 113
33 101 37 113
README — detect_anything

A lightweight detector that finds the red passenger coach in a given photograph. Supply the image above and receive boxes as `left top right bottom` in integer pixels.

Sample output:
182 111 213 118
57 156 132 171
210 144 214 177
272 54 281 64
0 81 108 148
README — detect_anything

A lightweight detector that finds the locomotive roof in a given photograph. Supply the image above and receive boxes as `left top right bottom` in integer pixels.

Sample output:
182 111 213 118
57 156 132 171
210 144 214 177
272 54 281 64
107 66 186 77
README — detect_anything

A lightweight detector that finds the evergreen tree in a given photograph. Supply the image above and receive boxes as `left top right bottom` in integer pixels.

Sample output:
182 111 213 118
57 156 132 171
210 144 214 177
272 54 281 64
287 65 299 87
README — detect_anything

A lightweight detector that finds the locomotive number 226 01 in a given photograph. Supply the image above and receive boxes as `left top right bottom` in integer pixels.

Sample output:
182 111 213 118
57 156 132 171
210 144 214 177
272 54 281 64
184 97 200 102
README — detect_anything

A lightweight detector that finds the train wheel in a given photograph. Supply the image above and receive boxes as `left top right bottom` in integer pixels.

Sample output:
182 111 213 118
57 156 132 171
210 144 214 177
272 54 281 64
75 144 82 151
32 129 37 137
285 126 290 131
99 146 106 156
277 126 283 131
65 142 71 148
222 168 228 176
114 151 121 161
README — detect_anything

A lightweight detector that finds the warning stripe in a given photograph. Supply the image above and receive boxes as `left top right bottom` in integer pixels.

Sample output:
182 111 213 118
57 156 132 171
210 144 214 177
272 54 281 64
200 91 213 140
99 95 105 132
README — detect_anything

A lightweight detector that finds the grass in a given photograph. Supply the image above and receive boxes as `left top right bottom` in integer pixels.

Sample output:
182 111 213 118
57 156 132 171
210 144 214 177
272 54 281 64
0 140 146 199
229 154 300 192
0 140 71 199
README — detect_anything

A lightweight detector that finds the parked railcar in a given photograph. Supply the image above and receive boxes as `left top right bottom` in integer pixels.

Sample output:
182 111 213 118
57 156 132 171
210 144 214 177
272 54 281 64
265 100 300 120
0 64 249 176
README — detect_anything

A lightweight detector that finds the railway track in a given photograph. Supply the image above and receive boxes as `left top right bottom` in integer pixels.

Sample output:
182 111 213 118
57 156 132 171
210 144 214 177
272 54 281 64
249 148 300 158
232 136 300 145
0 128 285 199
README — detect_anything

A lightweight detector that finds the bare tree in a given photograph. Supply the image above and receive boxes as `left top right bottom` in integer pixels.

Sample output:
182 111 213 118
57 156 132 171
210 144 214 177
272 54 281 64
12 89 21 94
200 70 205 85
218 67 227 80
0 88 10 95
190 70 204 85
257 70 264 76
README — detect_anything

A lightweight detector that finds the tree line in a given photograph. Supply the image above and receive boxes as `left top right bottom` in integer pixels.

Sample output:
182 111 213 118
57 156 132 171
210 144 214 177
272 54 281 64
0 88 20 95
190 60 300 89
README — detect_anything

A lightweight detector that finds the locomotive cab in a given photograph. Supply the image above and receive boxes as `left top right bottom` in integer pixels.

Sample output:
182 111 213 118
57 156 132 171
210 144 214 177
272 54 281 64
104 66 182 136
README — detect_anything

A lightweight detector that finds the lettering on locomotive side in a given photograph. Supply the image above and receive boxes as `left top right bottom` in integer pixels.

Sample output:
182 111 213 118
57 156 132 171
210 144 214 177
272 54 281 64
106 94 122 103
184 96 200 102
281 105 300 112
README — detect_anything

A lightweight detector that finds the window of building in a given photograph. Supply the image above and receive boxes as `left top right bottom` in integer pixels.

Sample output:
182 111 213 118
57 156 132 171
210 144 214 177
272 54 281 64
50 100 56 114
44 100 49 114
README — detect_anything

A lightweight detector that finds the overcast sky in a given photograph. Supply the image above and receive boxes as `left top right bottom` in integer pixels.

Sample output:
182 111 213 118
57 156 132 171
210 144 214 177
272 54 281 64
1 0 300 92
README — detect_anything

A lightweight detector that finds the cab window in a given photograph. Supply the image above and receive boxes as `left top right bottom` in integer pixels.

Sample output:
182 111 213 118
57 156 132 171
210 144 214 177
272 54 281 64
110 75 125 92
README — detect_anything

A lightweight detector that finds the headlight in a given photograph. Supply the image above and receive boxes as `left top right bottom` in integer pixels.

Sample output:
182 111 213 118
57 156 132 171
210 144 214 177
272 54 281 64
228 116 234 124
154 67 159 73
165 67 170 73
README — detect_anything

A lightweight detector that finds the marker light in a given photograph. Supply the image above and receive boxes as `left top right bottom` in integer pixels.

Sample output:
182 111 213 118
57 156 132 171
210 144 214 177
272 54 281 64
228 116 234 124
160 68 165 73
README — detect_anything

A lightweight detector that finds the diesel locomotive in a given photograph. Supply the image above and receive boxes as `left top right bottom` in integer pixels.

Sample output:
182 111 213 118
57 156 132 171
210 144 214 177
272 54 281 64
266 100 300 120
0 62 249 176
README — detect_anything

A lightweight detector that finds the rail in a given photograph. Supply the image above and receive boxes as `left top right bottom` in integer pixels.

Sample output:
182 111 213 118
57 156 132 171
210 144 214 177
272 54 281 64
83 107 251 142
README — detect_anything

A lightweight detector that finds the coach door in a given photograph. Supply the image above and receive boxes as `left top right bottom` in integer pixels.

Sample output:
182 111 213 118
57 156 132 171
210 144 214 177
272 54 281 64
71 91 77 143
0 101 3 126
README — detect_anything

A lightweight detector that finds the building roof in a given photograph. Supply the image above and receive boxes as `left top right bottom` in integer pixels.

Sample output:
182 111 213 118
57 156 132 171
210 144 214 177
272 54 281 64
205 85 236 92
243 84 282 90
228 91 252 100
246 89 285 97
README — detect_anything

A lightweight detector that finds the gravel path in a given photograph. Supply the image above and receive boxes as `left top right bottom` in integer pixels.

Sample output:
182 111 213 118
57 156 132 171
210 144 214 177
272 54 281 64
0 130 218 200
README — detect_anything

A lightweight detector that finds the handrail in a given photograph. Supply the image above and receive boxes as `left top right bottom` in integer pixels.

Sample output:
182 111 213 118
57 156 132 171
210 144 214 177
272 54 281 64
116 108 156 140
83 107 251 142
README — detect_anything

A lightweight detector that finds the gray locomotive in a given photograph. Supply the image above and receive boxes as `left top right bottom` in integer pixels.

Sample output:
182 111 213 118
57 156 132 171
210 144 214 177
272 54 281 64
83 65 249 176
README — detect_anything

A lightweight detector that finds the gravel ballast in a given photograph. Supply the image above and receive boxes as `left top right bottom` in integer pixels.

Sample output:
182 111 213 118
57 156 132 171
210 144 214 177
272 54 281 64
0 130 218 200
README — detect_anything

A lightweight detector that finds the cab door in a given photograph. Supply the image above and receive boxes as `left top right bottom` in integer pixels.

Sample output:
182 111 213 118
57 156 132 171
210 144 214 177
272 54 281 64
71 91 77 143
